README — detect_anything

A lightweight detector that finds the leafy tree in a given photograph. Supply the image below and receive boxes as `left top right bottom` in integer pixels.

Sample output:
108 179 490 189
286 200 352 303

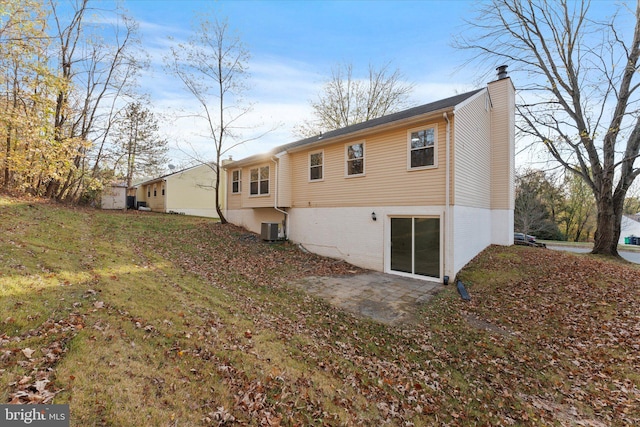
295 62 414 137
111 102 168 188
458 0 640 257
623 196 640 215
165 15 252 223
1 1 143 202
0 0 54 191
561 171 596 241
515 170 562 239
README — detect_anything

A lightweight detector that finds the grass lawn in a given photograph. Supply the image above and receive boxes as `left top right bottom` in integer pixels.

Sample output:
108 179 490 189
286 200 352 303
1 194 638 426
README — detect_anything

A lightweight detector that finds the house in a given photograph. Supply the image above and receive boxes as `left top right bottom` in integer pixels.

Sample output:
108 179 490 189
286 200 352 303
620 214 640 245
133 162 225 218
223 67 515 282
101 183 127 210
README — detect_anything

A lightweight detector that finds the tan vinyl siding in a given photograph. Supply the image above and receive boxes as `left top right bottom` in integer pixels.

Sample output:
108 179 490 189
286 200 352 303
166 165 220 211
290 118 447 208
146 181 165 211
488 78 516 210
453 91 491 208
276 154 292 207
227 169 242 210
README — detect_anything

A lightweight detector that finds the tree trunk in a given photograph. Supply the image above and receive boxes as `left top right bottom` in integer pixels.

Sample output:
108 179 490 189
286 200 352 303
45 180 59 198
592 193 623 256
214 162 227 224
4 127 11 189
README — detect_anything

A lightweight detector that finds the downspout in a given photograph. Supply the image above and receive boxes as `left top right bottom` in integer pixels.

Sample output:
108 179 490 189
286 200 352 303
443 112 451 281
271 156 289 239
223 164 228 220
163 179 168 213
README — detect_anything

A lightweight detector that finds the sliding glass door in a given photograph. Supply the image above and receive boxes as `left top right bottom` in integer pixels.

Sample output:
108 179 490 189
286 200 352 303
391 217 440 278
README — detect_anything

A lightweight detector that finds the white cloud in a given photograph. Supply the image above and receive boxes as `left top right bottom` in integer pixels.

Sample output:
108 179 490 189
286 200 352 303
140 54 322 164
136 36 482 166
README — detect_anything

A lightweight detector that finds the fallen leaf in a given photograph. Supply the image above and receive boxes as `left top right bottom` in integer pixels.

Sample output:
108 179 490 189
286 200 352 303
21 348 35 359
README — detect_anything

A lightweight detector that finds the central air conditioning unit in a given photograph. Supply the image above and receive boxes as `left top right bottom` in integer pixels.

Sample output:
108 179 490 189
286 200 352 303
261 222 280 241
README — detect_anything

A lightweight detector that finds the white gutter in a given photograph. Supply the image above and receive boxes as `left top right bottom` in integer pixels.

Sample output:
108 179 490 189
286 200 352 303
163 179 168 213
271 155 289 239
443 112 452 281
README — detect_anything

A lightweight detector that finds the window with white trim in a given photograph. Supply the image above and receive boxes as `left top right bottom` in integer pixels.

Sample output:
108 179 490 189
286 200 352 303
250 166 269 195
309 151 323 181
346 142 364 176
231 169 241 194
409 127 436 169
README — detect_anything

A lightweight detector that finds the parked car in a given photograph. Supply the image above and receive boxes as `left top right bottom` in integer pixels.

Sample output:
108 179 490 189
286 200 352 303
514 232 546 248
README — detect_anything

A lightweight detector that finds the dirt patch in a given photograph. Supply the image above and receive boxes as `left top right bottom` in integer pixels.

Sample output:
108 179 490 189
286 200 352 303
463 313 514 337
518 394 609 427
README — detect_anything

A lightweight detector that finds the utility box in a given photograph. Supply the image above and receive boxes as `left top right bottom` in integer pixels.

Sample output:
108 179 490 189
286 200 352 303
261 222 280 241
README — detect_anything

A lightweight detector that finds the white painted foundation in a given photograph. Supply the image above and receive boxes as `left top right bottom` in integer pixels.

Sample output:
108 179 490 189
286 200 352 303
227 205 513 282
451 205 493 276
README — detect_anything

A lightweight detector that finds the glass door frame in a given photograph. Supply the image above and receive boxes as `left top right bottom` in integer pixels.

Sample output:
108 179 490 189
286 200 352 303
385 214 443 281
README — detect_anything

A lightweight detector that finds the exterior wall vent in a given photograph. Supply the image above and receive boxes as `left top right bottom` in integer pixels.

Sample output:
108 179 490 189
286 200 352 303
261 222 280 241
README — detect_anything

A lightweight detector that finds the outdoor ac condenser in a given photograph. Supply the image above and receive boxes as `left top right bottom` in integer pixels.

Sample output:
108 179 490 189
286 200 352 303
261 222 279 241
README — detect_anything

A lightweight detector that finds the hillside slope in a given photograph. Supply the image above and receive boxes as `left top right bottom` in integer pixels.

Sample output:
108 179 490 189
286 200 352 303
1 195 638 426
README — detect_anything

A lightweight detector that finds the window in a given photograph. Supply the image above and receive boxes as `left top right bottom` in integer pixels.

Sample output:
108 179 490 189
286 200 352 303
409 127 436 169
232 170 241 193
162 186 165 196
147 187 150 197
153 185 157 197
250 166 269 195
346 142 364 176
309 151 323 181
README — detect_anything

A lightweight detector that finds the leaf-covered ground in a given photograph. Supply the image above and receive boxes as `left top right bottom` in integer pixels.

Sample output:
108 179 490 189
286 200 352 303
1 194 638 426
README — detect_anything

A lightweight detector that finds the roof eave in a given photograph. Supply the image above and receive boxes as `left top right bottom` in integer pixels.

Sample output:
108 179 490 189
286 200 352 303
224 88 483 169
285 106 456 154
224 106 457 169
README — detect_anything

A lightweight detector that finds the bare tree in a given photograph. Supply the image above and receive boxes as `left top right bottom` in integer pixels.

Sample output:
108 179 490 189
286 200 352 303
165 15 252 223
46 0 144 201
457 0 640 256
295 62 414 137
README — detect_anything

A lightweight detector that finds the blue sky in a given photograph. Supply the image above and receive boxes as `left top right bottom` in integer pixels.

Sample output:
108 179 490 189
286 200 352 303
79 0 629 168
108 0 488 166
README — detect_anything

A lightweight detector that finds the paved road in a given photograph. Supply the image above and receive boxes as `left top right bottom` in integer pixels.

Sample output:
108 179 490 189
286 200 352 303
547 245 640 264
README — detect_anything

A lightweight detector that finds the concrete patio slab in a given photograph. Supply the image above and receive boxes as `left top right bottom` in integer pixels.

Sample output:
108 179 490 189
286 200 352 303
291 272 443 325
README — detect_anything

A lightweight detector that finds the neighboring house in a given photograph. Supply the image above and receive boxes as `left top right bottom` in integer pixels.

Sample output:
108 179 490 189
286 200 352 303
101 183 127 210
133 163 225 218
223 67 515 282
620 214 640 244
